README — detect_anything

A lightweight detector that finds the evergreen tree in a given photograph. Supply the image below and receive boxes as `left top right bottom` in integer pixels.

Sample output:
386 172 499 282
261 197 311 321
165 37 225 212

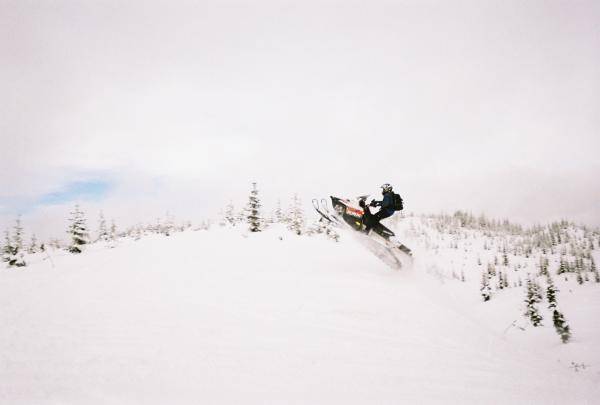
7 218 26 267
110 220 117 241
487 262 496 277
502 247 509 266
546 275 558 310
524 276 543 326
97 211 109 242
67 205 89 253
557 256 568 275
2 230 12 263
246 182 262 232
539 256 549 277
27 234 38 254
497 272 504 290
576 266 584 285
553 310 571 343
13 217 24 253
2 218 27 267
274 199 284 223
288 194 305 235
224 201 236 226
480 271 492 302
591 257 600 283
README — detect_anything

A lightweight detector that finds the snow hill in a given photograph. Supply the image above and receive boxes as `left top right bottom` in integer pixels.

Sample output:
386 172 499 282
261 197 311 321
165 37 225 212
1 215 599 404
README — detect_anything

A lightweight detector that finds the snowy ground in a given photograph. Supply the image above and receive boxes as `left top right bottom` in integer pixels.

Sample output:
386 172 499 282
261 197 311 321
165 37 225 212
1 220 599 404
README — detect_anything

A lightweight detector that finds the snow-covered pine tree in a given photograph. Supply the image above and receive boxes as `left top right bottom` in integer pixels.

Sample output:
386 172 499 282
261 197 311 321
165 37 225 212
224 201 236 226
524 276 543 326
67 205 89 253
97 211 109 242
2 230 12 263
552 309 571 343
533 278 543 302
27 234 38 254
591 257 600 283
13 217 24 253
497 272 504 290
246 182 262 232
288 194 305 236
487 262 496 277
110 220 117 241
557 256 568 275
539 256 549 277
274 199 284 223
161 213 175 236
480 271 492 302
6 218 27 267
546 274 558 310
576 266 584 285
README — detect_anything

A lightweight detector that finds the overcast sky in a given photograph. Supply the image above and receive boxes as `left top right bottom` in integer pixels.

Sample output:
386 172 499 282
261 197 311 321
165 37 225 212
2 0 599 239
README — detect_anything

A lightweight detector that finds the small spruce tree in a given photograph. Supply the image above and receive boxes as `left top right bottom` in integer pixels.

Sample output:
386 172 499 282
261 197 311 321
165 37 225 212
224 201 236 226
546 275 558 309
2 230 12 263
539 256 549 277
480 271 492 302
246 182 262 232
67 205 89 253
591 257 600 283
487 262 496 277
97 211 109 242
274 199 284 223
524 276 543 326
552 310 571 343
557 256 568 275
110 220 117 241
13 217 24 253
27 234 38 254
576 267 584 285
7 218 27 267
288 194 305 235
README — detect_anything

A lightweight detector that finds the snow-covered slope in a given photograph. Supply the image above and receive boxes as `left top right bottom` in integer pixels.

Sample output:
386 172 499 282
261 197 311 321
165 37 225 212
1 220 599 404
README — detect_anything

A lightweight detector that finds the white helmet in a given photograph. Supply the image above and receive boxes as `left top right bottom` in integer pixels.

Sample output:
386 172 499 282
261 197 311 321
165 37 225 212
381 183 393 193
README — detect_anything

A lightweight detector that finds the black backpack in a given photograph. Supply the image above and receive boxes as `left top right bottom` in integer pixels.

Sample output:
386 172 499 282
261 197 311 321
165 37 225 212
393 193 403 211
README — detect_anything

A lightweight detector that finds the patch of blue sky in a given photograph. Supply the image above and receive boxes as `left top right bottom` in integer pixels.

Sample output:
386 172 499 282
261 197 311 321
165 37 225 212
38 180 113 206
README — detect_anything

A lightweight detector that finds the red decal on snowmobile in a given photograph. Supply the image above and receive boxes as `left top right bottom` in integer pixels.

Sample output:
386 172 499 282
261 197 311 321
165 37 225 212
346 207 364 218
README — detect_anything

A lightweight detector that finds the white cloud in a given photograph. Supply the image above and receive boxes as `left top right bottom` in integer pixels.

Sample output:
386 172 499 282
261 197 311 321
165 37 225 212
1 0 599 238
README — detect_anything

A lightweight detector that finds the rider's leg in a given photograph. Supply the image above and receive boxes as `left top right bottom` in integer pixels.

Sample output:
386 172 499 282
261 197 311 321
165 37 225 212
366 210 393 233
362 205 375 232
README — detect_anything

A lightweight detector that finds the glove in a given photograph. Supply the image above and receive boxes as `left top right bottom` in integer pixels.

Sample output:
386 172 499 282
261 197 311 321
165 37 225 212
369 200 377 207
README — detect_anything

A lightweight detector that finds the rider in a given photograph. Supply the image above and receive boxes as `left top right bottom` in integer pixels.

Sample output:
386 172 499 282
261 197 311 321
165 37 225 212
360 183 397 233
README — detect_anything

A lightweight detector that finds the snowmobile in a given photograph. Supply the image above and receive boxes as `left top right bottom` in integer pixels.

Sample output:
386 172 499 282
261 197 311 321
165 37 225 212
313 196 412 269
